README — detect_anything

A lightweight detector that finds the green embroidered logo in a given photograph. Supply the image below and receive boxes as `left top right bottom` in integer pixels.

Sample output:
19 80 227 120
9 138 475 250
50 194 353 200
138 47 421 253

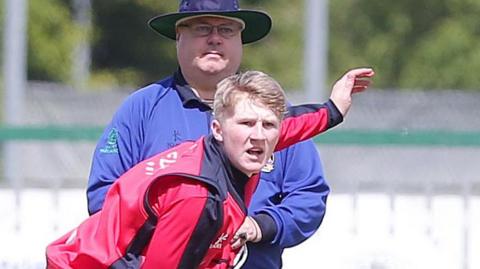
100 128 119 154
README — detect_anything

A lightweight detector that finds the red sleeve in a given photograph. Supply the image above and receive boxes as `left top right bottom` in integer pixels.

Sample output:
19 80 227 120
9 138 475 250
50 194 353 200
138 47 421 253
142 177 209 269
275 99 343 151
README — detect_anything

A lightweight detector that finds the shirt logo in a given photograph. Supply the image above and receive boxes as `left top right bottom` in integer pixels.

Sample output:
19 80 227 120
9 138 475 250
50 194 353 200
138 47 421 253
167 130 182 148
209 233 228 249
261 155 275 173
100 128 119 154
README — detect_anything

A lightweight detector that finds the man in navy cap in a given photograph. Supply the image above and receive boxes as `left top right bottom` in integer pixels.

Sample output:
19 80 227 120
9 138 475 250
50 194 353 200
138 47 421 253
87 1 330 268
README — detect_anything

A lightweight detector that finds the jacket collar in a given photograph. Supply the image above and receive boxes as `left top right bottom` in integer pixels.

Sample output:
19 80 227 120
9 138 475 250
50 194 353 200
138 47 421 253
203 135 249 208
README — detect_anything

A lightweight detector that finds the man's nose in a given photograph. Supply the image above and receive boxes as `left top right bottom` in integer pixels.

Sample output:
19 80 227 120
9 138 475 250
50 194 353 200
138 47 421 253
207 27 223 45
250 123 266 140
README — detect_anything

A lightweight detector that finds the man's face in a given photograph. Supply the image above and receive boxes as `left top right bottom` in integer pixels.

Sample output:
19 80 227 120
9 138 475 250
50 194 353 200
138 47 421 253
176 16 243 78
212 95 281 177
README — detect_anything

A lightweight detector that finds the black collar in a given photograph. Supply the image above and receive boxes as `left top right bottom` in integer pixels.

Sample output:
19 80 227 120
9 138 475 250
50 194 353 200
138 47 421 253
173 70 212 111
204 135 249 206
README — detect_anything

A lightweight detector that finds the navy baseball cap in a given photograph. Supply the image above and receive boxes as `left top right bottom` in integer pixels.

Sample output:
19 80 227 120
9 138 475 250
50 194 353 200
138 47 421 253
148 0 272 44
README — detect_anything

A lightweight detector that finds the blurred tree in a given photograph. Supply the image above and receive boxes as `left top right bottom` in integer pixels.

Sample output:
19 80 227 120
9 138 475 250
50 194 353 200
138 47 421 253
398 0 480 90
28 0 78 82
242 0 304 91
330 0 480 91
19 0 480 91
90 1 177 88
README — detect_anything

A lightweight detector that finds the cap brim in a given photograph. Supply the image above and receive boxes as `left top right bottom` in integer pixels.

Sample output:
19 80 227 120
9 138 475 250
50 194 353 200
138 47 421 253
148 10 272 44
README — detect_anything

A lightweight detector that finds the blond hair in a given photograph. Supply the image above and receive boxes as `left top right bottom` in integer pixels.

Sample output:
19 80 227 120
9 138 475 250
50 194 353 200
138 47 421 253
213 71 287 121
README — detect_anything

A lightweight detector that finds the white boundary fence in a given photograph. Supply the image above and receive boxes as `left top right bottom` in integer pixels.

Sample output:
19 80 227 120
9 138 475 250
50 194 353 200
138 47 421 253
1 189 479 269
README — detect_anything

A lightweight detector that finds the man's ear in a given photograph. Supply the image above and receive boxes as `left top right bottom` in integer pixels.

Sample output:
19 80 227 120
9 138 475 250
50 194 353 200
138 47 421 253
211 119 223 142
175 27 181 40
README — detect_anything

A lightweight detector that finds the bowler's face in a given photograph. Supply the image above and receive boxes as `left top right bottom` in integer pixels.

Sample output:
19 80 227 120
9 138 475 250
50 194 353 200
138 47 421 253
176 16 243 78
212 96 281 177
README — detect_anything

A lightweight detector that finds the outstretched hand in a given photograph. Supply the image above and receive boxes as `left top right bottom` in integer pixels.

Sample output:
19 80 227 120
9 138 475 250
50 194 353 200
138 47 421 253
330 68 375 117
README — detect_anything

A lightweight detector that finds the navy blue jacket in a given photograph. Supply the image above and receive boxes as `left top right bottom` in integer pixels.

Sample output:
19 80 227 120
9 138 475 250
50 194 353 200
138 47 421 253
87 71 331 268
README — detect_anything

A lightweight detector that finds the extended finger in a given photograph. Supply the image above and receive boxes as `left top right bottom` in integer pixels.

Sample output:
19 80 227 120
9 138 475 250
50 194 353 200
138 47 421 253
231 232 247 242
354 71 375 78
353 79 371 87
231 232 247 249
231 238 242 249
351 86 368 94
345 68 375 78
238 232 247 240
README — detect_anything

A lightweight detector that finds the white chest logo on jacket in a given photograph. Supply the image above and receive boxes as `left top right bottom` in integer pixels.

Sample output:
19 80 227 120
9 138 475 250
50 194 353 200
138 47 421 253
261 155 275 173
